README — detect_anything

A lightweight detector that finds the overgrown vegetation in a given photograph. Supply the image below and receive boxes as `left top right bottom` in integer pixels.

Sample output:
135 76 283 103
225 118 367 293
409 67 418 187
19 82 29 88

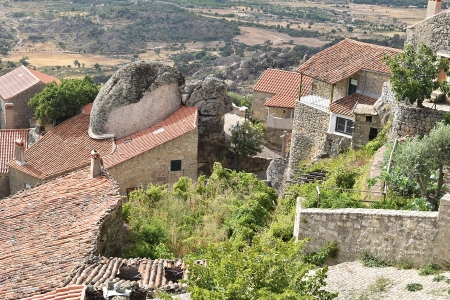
418 263 441 276
361 253 391 268
185 237 338 299
406 283 423 292
123 163 277 258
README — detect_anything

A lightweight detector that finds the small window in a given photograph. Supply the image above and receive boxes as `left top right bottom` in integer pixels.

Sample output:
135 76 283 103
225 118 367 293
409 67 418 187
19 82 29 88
170 160 182 171
348 78 358 95
369 128 378 141
366 116 373 123
335 117 354 136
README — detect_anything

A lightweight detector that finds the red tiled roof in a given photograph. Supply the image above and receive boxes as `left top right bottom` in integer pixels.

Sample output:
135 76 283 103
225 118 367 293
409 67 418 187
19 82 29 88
298 39 402 85
0 66 59 100
264 75 313 109
103 106 198 169
0 129 28 173
65 257 187 291
253 69 312 98
7 114 115 180
21 285 84 300
329 93 378 117
0 168 121 300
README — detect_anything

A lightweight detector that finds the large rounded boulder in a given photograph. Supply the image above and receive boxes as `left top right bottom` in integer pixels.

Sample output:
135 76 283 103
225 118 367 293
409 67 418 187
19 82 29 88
89 61 185 139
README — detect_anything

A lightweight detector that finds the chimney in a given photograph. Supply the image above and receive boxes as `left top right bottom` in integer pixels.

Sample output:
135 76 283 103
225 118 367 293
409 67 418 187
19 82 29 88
4 103 14 129
89 150 102 178
15 139 25 166
427 0 442 18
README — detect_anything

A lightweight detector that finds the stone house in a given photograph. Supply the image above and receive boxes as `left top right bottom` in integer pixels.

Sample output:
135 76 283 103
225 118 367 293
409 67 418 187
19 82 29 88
0 166 122 300
0 129 28 198
7 106 198 197
252 69 312 150
0 66 60 129
288 39 401 177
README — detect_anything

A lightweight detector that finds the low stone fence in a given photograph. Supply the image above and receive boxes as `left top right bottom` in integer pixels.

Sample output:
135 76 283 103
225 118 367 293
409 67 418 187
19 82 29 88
294 194 450 267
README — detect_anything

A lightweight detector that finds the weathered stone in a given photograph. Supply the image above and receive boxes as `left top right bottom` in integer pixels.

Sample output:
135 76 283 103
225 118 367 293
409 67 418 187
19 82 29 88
197 116 224 142
89 61 185 139
200 77 227 99
240 60 251 68
224 79 237 91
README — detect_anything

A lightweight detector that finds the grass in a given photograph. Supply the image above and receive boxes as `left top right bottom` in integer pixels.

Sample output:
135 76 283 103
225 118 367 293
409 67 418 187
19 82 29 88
368 277 392 293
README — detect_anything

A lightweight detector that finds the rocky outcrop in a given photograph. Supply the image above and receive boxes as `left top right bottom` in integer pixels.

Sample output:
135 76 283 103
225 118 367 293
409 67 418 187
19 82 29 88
267 157 288 196
182 76 233 142
89 61 185 139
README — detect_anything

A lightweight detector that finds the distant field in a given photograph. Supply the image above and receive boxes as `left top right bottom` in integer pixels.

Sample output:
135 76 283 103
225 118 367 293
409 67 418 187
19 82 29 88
238 27 329 47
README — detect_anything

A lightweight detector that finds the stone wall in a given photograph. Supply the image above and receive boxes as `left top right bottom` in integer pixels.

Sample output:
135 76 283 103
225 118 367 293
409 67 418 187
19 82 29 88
97 200 122 257
264 127 287 152
0 173 9 198
9 167 45 195
352 114 381 148
390 100 445 138
312 79 348 101
108 129 198 196
252 90 273 122
2 82 45 129
294 194 450 267
357 71 391 96
406 9 450 53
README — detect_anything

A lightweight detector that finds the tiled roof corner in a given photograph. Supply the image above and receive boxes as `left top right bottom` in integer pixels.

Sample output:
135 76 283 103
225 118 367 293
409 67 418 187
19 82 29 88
298 39 402 84
0 129 29 173
329 93 378 117
103 106 198 169
253 69 312 99
0 66 59 100
7 113 115 180
0 167 121 300
263 76 313 108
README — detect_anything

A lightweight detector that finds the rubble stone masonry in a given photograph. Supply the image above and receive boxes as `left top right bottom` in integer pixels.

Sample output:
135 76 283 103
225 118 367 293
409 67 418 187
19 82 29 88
295 194 450 267
406 9 450 53
97 201 122 257
107 129 198 196
0 173 9 198
1 82 45 129
9 167 45 195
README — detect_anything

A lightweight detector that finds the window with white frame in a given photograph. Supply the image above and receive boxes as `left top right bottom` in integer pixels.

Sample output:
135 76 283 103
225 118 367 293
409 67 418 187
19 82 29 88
335 117 354 135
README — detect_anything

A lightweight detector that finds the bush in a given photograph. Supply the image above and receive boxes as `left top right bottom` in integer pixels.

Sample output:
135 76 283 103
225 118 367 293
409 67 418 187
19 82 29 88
227 91 252 108
361 253 391 267
418 263 440 276
304 241 339 265
406 283 423 292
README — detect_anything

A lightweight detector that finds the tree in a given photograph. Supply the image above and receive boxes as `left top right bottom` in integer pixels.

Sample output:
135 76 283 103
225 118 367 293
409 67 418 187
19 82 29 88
94 62 101 71
29 76 99 124
230 121 264 170
74 59 81 67
385 43 450 108
346 26 353 32
19 56 29 66
7 61 16 68
186 237 337 299
154 48 161 56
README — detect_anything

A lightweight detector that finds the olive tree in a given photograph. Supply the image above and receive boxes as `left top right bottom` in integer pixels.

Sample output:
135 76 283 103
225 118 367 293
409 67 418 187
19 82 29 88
29 76 99 124
385 43 450 108
230 121 264 170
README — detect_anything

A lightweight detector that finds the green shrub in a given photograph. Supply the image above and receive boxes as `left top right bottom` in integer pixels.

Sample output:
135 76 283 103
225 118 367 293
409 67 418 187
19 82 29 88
419 263 440 276
433 275 446 282
227 91 252 107
362 253 391 268
335 168 357 189
442 112 450 125
304 241 339 265
406 283 423 292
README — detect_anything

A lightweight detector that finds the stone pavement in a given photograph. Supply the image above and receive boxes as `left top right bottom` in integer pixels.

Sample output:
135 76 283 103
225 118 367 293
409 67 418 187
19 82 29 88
325 261 450 299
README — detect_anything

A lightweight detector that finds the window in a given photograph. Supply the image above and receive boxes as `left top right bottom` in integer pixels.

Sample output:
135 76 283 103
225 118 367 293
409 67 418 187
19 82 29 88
366 116 372 123
369 128 378 141
335 117 354 135
348 78 358 95
170 160 182 171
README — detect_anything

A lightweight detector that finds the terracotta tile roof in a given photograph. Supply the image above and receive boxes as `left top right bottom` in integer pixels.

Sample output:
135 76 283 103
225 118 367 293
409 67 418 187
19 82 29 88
64 256 187 292
21 285 84 300
298 39 402 85
103 106 198 169
0 129 28 173
0 66 60 100
7 113 115 180
254 68 311 96
0 168 121 300
329 93 378 117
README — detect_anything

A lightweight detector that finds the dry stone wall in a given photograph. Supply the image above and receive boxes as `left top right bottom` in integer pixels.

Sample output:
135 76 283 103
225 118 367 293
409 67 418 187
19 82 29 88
312 79 348 101
295 194 450 267
406 9 450 53
97 201 122 257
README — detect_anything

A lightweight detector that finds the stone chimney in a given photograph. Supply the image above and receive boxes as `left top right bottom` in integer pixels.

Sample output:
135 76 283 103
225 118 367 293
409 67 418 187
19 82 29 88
427 0 442 18
15 139 25 166
89 150 102 178
4 103 14 129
